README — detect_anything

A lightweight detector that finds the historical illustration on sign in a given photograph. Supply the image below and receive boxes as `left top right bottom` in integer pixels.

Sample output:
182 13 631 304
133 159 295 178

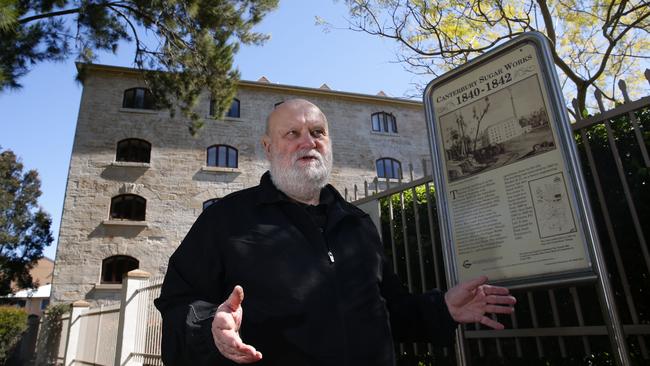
439 75 556 182
529 172 577 238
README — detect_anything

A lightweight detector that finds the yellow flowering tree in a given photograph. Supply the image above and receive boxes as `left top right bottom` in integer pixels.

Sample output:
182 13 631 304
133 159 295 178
340 0 649 117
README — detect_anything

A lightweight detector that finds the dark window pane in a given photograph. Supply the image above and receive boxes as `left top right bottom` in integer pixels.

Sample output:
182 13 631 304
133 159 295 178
228 149 237 168
207 145 238 168
122 89 134 108
376 159 385 178
392 161 401 178
110 194 146 221
101 256 139 284
371 112 398 133
227 99 240 118
122 88 154 109
207 146 216 166
116 139 151 163
376 158 401 179
134 89 145 108
372 114 381 131
218 146 227 166
209 99 216 116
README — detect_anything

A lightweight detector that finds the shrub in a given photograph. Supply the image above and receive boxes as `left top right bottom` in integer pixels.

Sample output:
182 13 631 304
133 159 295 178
0 307 28 363
34 303 69 366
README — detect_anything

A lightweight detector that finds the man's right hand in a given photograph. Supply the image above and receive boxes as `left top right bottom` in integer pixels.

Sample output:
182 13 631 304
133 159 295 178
212 285 263 364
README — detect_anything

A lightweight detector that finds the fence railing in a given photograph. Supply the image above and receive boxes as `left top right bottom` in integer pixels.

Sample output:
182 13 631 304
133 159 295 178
347 72 650 364
40 271 162 366
75 304 120 365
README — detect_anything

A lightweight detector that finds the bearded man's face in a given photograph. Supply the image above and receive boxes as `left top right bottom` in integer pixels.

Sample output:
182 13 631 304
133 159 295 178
263 101 333 201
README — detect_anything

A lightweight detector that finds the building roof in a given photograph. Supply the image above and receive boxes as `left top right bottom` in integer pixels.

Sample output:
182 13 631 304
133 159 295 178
5 284 51 299
76 63 423 108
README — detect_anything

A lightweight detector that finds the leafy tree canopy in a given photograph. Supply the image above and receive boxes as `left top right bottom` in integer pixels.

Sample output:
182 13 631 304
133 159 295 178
334 0 649 118
0 148 53 295
0 0 278 133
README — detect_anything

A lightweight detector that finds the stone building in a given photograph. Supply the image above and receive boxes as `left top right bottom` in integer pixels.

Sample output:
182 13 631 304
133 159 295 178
51 63 431 304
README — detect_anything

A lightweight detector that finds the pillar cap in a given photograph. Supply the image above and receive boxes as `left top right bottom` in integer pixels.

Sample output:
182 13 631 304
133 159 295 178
126 269 151 278
72 300 90 308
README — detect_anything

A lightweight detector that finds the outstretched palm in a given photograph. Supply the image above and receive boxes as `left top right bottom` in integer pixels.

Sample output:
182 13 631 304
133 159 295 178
444 276 516 330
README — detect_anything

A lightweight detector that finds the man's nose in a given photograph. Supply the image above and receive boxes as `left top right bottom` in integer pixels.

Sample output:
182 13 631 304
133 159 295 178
297 133 317 149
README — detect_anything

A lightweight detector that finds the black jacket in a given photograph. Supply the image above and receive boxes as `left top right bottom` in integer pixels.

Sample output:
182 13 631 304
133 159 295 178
154 172 456 365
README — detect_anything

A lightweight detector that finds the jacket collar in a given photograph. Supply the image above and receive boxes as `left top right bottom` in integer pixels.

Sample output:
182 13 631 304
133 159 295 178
257 171 366 219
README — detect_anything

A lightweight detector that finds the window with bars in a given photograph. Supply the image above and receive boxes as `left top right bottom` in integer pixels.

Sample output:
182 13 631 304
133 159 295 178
110 194 146 221
210 98 240 118
122 88 155 109
116 138 151 163
376 157 402 179
371 112 398 133
207 145 238 168
101 255 139 284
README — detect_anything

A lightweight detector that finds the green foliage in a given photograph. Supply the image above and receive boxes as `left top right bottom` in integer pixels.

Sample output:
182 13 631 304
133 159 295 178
0 0 279 134
379 184 446 294
0 306 27 364
0 147 53 295
34 303 69 365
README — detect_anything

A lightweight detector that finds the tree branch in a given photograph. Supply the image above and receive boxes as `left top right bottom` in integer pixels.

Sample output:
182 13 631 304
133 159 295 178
18 7 82 24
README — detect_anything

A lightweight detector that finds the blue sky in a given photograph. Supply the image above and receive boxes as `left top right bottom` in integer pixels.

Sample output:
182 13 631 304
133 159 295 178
0 0 430 259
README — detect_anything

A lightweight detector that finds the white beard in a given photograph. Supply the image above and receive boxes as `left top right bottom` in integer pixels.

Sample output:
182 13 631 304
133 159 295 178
269 147 333 203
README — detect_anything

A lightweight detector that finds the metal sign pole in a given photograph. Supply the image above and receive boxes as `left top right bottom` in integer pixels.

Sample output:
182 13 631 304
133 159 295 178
591 235 632 365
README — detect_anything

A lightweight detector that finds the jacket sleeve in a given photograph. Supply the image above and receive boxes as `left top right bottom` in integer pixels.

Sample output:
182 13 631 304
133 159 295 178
369 215 457 345
153 209 235 365
379 264 458 345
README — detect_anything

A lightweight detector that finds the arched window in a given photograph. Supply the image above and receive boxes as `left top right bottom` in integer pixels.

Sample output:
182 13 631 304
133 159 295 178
101 255 139 284
376 158 402 179
122 88 155 109
116 138 151 163
371 112 398 133
207 145 238 168
110 194 146 221
202 198 219 210
210 98 240 118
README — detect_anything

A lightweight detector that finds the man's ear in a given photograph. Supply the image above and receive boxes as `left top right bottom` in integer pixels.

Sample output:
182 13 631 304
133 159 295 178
261 135 271 157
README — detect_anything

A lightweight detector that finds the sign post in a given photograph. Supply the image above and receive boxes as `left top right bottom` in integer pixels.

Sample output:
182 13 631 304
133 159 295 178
423 32 630 365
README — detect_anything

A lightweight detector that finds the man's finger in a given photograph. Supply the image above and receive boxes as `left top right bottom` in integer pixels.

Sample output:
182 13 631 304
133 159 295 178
479 315 504 330
229 351 263 364
459 275 488 291
216 335 263 363
486 294 517 305
225 285 244 311
482 285 511 296
485 304 515 314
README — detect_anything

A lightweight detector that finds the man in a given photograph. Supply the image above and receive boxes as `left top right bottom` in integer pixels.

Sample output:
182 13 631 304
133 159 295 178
154 99 516 365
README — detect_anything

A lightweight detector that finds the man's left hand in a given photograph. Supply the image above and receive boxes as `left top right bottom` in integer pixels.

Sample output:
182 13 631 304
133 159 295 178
444 275 516 330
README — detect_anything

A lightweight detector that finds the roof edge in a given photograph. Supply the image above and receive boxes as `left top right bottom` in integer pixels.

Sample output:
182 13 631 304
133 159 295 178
76 62 423 107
